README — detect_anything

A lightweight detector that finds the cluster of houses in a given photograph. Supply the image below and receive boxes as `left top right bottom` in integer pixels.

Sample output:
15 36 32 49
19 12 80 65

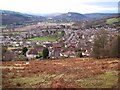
2 23 118 61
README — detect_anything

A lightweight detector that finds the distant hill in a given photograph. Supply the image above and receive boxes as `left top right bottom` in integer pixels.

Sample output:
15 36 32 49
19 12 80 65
47 12 87 21
84 13 117 19
1 10 118 26
1 10 46 26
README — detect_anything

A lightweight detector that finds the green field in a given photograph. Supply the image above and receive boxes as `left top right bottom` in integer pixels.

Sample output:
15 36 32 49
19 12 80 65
106 18 119 25
58 31 62 35
27 36 58 42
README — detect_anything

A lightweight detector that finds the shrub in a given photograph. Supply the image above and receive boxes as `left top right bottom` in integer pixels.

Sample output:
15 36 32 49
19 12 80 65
77 52 83 58
19 55 28 61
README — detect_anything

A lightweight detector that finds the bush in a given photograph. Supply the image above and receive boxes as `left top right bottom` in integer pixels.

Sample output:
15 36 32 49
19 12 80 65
36 56 40 59
77 52 83 58
19 55 28 61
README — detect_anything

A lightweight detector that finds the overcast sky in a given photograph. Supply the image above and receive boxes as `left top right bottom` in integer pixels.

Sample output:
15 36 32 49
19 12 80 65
0 0 119 14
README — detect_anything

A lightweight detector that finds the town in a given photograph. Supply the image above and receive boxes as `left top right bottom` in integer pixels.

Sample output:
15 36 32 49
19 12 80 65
2 21 118 60
1 0 119 88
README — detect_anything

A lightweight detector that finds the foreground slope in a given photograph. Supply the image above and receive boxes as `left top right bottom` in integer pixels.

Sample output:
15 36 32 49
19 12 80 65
2 58 118 88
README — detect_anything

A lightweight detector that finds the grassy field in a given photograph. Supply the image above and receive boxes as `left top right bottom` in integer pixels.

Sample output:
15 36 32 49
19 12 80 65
27 36 58 42
106 18 119 25
2 58 118 88
57 31 62 35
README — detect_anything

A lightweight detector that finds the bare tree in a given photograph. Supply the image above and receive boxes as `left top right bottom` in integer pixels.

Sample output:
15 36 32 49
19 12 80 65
92 30 108 59
110 35 120 58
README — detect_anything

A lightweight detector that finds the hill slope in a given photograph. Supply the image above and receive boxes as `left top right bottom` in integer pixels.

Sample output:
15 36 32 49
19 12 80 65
48 12 87 21
1 10 46 26
84 13 117 19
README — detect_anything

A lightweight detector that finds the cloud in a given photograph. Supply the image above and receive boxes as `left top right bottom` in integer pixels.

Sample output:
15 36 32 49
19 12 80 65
0 0 119 14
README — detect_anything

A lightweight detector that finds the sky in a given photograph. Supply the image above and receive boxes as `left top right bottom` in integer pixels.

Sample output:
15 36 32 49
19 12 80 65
0 0 119 15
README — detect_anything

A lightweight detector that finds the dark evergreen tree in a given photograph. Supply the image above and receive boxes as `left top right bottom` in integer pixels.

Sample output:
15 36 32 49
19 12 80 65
22 47 28 56
43 48 49 59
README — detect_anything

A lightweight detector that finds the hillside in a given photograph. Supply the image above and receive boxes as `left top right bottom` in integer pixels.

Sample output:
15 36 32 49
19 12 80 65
1 10 46 26
2 58 118 88
48 12 87 21
106 18 119 25
84 13 117 19
73 15 119 29
1 10 118 27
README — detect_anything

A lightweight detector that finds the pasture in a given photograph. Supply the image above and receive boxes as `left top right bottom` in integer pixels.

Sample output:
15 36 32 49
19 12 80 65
106 18 119 25
27 36 58 42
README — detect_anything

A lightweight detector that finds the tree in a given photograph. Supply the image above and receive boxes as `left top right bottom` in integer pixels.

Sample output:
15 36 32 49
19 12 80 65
75 48 83 58
39 52 43 58
2 45 7 54
92 38 101 58
43 48 49 59
2 45 8 60
110 35 120 58
92 30 108 59
77 51 83 58
22 47 28 56
61 31 65 37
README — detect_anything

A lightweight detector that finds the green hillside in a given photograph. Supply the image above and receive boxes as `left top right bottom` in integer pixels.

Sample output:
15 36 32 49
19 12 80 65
106 18 119 25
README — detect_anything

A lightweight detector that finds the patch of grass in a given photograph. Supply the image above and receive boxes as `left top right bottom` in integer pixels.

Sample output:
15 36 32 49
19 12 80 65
7 47 21 50
9 74 57 87
58 31 62 35
75 71 118 88
106 18 119 25
27 36 58 42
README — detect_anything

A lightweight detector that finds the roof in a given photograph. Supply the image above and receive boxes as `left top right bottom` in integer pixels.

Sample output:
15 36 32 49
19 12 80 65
34 45 44 52
54 43 62 48
45 43 53 47
27 49 38 55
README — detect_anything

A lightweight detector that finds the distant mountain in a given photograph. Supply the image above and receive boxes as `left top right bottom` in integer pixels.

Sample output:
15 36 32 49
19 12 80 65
1 10 118 26
46 12 117 21
84 13 117 19
47 12 87 21
1 10 46 26
46 13 63 17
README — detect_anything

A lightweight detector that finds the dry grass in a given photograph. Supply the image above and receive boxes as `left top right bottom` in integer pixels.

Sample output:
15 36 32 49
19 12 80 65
2 58 119 88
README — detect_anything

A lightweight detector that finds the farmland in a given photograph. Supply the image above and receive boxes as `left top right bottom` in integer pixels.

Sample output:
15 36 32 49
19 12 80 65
106 18 119 25
2 58 118 88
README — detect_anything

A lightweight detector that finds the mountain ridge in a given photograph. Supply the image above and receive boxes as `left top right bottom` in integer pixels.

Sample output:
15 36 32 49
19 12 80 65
1 10 118 26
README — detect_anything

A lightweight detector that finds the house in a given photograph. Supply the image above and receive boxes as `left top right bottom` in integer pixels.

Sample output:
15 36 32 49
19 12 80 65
62 48 76 58
44 43 53 49
54 43 62 48
82 50 90 57
26 49 38 60
50 51 61 59
3 50 19 61
50 43 62 59
62 51 69 58
34 45 44 52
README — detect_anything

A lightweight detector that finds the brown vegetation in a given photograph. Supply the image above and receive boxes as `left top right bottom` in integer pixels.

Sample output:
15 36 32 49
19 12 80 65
2 58 118 88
